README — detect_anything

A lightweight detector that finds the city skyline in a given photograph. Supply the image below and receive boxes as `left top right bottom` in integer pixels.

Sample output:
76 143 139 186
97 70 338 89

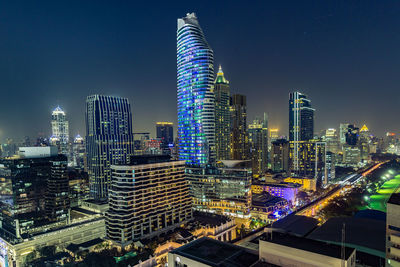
1 1 400 142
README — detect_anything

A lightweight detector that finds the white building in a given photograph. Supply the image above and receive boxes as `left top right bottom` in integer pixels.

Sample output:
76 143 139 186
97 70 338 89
51 106 69 155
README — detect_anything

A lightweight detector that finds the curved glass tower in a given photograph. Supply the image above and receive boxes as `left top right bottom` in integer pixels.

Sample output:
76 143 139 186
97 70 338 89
177 13 215 166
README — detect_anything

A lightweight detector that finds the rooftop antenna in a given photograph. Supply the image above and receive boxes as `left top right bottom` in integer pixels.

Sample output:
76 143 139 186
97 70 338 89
341 223 346 267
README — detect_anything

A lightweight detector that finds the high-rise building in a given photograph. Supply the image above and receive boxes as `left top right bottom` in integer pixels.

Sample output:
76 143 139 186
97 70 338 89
85 95 135 200
339 123 350 145
345 124 359 146
214 65 231 160
289 140 326 182
0 147 69 242
268 128 279 150
231 94 248 160
156 122 174 155
271 139 290 173
248 114 268 177
106 155 192 247
51 106 69 155
177 13 215 166
289 92 314 142
186 161 252 220
324 128 339 153
289 92 315 173
72 134 85 170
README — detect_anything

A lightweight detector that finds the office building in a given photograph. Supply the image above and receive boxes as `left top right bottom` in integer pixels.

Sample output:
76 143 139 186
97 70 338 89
0 149 69 243
85 95 135 200
248 114 268 177
270 139 289 173
268 128 279 151
289 140 326 181
345 124 359 146
386 193 400 266
177 13 216 166
106 155 192 247
214 65 231 160
51 106 69 155
324 128 339 153
343 145 361 166
156 122 174 155
230 94 248 160
186 160 252 221
72 134 85 170
289 92 314 142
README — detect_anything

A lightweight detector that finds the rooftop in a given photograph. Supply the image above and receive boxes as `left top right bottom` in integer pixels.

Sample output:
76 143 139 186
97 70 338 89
171 237 259 267
260 231 355 260
129 154 173 165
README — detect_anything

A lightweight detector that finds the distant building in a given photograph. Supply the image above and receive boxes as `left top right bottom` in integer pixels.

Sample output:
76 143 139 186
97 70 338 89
144 138 163 155
85 95 135 201
106 155 192 247
252 182 300 204
186 160 252 221
339 123 350 145
214 66 231 160
324 128 339 153
248 114 268 177
51 106 69 155
156 122 174 155
289 140 326 182
72 134 85 170
269 128 279 151
230 94 248 160
343 145 361 166
289 92 314 142
386 193 400 266
271 139 289 173
284 176 317 191
177 13 215 166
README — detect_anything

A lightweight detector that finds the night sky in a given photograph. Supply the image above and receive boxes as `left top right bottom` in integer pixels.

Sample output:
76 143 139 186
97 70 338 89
1 1 399 142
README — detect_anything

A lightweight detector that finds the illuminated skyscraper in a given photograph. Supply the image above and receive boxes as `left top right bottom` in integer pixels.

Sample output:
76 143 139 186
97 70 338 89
177 13 215 166
231 94 248 160
85 95 135 200
214 65 231 160
51 106 69 155
248 114 268 177
289 92 314 171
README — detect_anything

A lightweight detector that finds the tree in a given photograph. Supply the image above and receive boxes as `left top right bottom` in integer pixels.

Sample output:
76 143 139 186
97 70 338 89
39 245 56 258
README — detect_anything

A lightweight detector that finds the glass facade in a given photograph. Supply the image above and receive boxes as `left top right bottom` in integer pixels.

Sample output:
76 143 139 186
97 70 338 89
0 155 69 243
85 95 135 200
177 13 215 166
51 106 69 155
186 163 252 218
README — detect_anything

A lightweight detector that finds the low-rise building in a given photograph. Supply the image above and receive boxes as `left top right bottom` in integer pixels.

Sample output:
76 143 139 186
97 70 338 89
386 193 400 266
252 182 300 204
259 231 356 267
284 176 317 191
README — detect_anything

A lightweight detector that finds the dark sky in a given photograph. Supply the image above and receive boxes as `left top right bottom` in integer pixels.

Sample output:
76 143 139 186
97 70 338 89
1 1 399 142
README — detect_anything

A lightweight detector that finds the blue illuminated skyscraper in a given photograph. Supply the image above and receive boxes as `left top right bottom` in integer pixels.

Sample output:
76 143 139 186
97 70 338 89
177 13 215 165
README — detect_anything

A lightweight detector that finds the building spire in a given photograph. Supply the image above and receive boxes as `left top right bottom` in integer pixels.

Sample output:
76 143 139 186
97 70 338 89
215 64 229 84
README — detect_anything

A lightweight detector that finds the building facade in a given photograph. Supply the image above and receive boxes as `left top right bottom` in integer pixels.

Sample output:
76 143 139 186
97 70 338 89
186 161 252 220
72 134 85 170
51 106 69 155
85 95 135 200
106 156 192 247
0 152 69 243
177 13 215 166
289 140 326 182
248 114 268 177
386 193 400 266
214 65 231 160
271 139 289 173
230 94 248 160
156 122 174 155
